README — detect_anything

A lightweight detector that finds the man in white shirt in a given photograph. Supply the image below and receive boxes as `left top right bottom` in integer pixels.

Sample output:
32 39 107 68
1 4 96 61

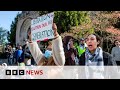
111 40 120 65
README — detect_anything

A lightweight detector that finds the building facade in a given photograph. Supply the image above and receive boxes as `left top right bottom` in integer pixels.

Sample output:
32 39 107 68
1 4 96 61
16 11 40 46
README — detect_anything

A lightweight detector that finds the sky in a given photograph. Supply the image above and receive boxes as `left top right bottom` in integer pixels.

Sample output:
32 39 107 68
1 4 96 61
0 11 22 31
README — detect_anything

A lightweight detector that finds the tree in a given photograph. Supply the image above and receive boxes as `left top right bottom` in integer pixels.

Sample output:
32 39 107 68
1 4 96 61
0 27 7 45
7 11 91 46
38 11 91 34
89 11 120 53
7 13 20 45
54 11 91 34
38 11 92 44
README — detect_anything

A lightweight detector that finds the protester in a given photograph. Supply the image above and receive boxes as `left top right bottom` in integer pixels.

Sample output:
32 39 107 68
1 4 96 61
44 41 52 57
26 23 65 66
4 45 9 58
15 45 24 66
12 45 16 64
77 34 117 79
25 47 32 65
76 38 87 58
111 40 120 65
79 34 116 66
63 36 78 65
14 47 18 64
7 45 14 65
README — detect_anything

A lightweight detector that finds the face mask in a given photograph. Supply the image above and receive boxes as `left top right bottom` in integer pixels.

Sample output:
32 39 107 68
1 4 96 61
44 50 52 59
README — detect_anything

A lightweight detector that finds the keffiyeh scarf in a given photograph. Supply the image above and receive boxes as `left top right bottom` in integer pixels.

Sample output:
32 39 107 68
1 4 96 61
85 47 104 66
85 47 104 79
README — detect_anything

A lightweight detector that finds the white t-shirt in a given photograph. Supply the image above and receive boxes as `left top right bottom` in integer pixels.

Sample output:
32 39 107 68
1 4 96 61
111 46 120 61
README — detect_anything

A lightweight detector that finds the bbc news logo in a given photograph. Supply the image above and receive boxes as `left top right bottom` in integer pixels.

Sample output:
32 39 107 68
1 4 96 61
5 69 43 75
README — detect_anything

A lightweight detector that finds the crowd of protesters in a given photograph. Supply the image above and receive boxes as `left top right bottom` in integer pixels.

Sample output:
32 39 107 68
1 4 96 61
2 23 120 67
4 43 36 66
25 23 119 67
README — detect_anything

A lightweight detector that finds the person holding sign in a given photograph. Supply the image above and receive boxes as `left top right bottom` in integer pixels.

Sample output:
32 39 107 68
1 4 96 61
27 23 65 66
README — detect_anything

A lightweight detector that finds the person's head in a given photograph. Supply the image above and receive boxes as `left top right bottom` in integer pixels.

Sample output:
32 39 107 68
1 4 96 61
69 38 74 49
63 36 74 50
7 45 9 48
18 45 22 50
114 40 120 47
79 38 85 45
86 34 102 53
44 41 52 59
16 47 18 50
9 45 12 49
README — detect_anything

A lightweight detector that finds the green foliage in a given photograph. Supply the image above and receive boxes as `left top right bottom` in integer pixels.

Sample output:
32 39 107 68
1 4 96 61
0 27 7 45
7 13 20 45
95 29 115 53
54 11 91 34
77 27 94 39
38 11 92 39
89 28 94 34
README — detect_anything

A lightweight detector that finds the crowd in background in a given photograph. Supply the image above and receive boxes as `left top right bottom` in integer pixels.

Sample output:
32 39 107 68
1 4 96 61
2 23 120 67
63 34 119 66
4 43 36 66
26 23 120 67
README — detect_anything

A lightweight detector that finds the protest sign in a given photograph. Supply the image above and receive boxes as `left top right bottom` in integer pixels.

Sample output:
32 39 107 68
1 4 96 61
31 12 54 42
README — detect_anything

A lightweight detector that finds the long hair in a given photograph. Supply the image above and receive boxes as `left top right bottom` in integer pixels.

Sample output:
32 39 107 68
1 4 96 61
63 36 73 52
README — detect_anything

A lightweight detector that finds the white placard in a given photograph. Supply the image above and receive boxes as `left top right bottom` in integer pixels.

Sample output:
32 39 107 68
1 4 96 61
31 12 54 42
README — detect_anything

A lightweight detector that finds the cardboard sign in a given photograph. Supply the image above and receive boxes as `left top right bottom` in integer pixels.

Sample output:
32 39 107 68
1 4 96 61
31 12 54 42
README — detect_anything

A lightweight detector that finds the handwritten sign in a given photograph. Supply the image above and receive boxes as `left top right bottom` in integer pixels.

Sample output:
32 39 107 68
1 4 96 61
31 12 54 42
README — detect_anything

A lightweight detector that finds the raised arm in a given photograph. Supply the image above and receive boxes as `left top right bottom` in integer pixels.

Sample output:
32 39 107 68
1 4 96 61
27 23 65 66
52 23 65 65
26 30 44 65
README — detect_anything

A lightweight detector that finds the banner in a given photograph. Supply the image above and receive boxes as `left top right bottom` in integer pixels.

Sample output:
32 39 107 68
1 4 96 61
31 12 54 42
0 66 120 79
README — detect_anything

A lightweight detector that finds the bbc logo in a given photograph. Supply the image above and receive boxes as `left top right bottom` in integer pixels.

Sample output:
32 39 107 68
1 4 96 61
6 70 25 75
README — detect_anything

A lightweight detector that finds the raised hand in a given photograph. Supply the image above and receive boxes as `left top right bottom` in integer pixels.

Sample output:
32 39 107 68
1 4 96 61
52 23 59 39
27 30 32 43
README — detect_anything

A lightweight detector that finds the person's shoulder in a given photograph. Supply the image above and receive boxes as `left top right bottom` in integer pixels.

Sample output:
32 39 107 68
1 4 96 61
80 52 85 58
112 46 117 50
103 51 111 56
103 51 112 58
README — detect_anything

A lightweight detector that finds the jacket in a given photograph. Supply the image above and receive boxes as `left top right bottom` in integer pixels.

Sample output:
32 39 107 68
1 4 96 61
27 36 65 66
111 46 120 61
76 45 86 57
65 48 77 65
79 51 116 66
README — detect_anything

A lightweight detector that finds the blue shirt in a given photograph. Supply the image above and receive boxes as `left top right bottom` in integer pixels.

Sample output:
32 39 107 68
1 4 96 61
16 50 23 60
